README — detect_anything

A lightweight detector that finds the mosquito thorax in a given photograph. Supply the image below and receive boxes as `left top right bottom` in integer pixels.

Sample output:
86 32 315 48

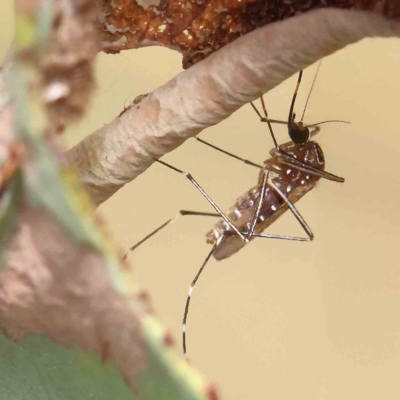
288 141 325 169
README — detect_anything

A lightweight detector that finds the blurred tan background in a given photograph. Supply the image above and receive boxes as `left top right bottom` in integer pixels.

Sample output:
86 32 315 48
3 2 400 399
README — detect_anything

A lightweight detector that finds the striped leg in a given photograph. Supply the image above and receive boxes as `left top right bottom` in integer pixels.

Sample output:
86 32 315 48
182 236 223 358
267 177 314 241
246 171 268 240
124 210 220 260
155 159 248 243
194 137 262 169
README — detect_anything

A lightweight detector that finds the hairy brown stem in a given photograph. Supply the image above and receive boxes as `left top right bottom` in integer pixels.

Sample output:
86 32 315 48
67 9 400 206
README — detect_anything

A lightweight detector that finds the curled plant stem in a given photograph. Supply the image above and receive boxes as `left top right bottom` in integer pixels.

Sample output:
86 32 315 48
67 9 400 206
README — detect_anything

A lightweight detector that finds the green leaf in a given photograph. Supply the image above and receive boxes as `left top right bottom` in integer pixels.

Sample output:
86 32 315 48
0 172 22 271
0 333 137 400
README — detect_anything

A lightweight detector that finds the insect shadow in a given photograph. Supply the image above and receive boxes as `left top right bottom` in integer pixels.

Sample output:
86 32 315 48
124 63 348 357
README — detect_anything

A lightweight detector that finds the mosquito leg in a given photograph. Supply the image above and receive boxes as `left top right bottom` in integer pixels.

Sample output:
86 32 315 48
252 233 309 241
123 210 220 260
249 96 281 149
267 177 314 240
154 158 249 242
250 101 287 126
224 230 310 241
267 118 288 125
260 94 279 149
246 171 268 240
194 137 262 169
183 236 223 358
278 152 344 183
250 101 263 120
124 217 174 260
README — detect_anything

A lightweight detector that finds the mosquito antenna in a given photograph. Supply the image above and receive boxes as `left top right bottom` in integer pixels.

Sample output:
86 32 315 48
260 94 279 149
306 119 351 128
182 236 222 358
300 60 322 122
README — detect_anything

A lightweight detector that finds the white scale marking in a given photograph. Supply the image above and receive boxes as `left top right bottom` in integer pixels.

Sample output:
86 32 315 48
182 324 186 333
222 222 229 230
189 286 194 297
287 185 292 193
271 204 277 211
234 209 241 218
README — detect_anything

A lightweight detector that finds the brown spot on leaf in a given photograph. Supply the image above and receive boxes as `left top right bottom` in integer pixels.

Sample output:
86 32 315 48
137 290 155 314
101 340 111 364
206 384 219 400
0 141 26 196
56 124 66 135
163 331 175 347
120 255 132 270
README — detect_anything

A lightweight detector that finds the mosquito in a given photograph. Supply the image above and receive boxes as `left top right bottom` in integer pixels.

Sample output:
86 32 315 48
125 63 347 357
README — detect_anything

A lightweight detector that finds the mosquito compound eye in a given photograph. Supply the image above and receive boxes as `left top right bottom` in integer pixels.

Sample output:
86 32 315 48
289 126 310 144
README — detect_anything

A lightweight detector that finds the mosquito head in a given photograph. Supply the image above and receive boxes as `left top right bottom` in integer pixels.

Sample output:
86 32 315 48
288 112 310 145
